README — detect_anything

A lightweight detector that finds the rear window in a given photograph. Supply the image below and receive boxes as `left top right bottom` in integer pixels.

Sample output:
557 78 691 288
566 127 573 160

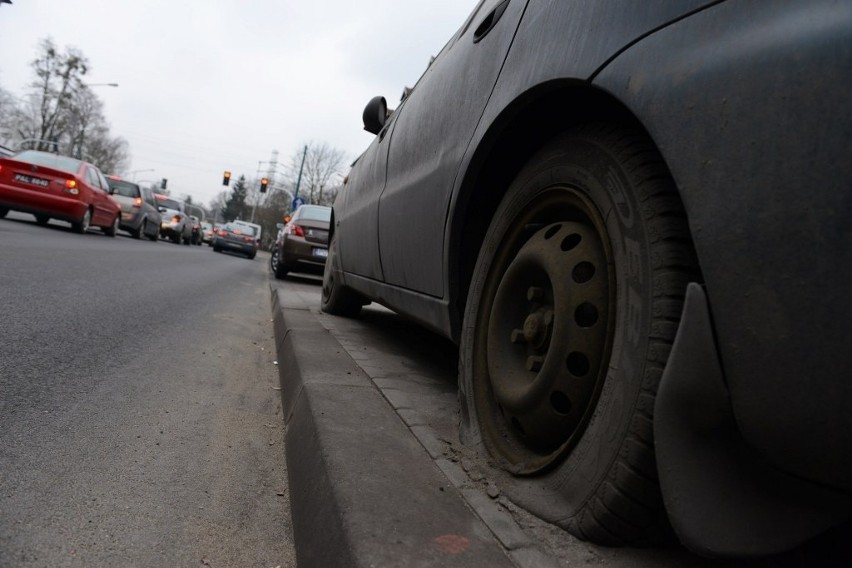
107 179 140 198
156 196 182 210
224 223 256 236
297 206 331 222
14 150 82 175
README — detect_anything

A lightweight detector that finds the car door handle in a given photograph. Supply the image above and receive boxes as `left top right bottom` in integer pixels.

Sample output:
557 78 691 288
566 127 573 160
473 0 510 43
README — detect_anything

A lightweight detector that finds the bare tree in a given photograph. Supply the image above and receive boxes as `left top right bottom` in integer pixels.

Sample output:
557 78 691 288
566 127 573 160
283 142 347 206
0 37 129 171
30 37 89 151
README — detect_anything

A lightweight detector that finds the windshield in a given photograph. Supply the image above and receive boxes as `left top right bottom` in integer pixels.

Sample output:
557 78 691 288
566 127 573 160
14 150 82 175
224 223 256 236
156 197 182 210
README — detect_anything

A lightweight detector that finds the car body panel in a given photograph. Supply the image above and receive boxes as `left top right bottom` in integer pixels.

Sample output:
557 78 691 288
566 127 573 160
0 150 119 229
337 123 395 282
377 0 530 297
592 0 852 493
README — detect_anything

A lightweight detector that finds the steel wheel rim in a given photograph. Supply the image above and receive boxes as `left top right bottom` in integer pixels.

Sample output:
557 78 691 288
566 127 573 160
474 188 615 475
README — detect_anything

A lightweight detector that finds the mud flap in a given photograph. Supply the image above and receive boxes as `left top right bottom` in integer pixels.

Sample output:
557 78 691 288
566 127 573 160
655 283 851 557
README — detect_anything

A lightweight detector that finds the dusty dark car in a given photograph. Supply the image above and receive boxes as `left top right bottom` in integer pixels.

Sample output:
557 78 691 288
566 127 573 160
272 204 331 279
322 0 852 558
212 222 257 259
105 176 161 241
0 150 121 235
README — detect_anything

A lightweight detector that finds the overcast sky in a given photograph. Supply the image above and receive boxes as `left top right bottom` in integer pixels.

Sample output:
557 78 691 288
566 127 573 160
0 0 478 206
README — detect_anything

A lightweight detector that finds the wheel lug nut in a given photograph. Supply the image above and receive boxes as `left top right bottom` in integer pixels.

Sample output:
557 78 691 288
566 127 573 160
527 286 544 302
526 356 544 372
511 329 526 344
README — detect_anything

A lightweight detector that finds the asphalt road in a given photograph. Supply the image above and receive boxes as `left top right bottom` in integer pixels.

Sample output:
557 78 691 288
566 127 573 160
0 212 295 567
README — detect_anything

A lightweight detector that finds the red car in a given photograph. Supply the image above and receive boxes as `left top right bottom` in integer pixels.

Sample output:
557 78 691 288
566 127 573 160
0 150 121 235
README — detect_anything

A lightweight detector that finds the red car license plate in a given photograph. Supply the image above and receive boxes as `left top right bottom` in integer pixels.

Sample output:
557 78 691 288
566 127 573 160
14 173 50 188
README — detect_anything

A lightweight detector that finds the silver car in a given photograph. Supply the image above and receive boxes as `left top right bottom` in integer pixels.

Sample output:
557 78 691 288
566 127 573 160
154 194 192 245
106 176 161 241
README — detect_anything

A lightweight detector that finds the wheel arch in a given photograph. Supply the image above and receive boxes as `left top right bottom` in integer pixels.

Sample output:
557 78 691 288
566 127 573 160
446 81 678 341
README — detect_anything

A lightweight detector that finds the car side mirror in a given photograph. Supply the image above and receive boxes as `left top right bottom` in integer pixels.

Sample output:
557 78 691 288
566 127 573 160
362 96 388 135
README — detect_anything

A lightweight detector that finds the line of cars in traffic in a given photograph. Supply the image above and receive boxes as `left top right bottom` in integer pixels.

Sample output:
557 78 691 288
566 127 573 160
0 149 220 249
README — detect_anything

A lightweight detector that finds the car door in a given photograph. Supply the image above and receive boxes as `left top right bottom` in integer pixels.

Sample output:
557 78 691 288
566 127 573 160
377 0 528 297
336 116 398 282
84 165 112 225
143 187 160 235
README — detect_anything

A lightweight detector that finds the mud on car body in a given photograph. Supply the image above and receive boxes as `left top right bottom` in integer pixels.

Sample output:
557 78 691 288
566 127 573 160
322 0 852 557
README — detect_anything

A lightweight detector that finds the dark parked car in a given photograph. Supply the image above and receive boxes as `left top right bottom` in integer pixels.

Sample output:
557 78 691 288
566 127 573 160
0 150 121 235
105 176 161 241
211 222 257 259
322 0 852 558
272 204 331 279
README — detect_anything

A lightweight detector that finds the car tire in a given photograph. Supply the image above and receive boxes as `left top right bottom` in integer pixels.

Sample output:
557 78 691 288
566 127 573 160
0 207 8 219
72 209 92 234
104 214 119 237
458 124 699 546
35 214 50 225
247 252 256 260
320 230 364 317
274 254 289 279
133 219 145 240
213 245 221 252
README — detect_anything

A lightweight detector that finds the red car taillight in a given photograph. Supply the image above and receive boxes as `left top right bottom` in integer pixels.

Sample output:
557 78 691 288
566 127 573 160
285 224 305 237
217 229 227 237
64 179 79 195
243 236 254 243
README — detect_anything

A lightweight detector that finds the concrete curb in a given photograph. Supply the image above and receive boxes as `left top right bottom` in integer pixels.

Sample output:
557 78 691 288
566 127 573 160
271 288 516 568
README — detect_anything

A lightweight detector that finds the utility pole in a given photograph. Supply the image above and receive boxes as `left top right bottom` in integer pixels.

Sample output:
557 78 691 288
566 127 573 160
251 149 279 223
294 145 307 201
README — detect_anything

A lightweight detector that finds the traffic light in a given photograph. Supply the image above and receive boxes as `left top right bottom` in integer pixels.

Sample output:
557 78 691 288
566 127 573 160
160 178 167 190
260 177 269 193
223 171 231 186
